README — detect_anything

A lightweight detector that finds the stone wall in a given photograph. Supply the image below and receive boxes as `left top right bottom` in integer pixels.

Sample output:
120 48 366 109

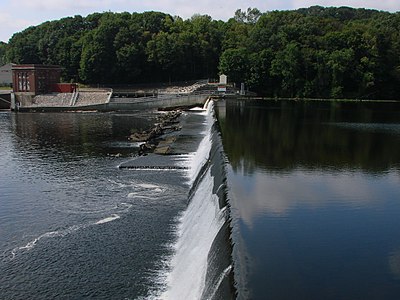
13 90 110 111
31 93 72 107
74 91 111 106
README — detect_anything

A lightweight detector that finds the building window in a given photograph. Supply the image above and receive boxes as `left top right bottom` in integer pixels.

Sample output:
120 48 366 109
26 73 30 91
22 73 27 91
17 72 30 92
18 73 22 91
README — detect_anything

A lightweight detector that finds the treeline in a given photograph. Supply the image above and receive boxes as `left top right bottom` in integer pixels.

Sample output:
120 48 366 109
4 12 224 84
227 7 400 99
3 6 400 99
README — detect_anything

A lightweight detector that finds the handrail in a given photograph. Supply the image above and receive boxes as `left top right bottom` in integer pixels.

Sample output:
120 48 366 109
106 89 113 104
0 97 11 104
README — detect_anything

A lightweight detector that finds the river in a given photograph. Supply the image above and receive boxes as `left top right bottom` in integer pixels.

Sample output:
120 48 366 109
1 99 400 299
216 99 400 300
0 108 233 299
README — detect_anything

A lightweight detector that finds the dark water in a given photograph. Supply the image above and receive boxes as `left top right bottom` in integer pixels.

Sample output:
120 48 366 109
4 99 399 299
216 99 400 300
0 111 198 299
0 108 235 300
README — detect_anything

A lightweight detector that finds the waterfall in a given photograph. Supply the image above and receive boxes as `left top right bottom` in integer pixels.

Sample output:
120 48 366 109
160 102 235 300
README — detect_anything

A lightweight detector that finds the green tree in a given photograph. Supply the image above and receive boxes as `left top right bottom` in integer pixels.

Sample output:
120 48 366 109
219 48 249 84
0 42 7 65
234 8 262 24
327 49 354 98
271 42 303 97
247 49 274 95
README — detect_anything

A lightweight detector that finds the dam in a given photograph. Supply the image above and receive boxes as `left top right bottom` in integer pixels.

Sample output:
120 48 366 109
10 80 231 112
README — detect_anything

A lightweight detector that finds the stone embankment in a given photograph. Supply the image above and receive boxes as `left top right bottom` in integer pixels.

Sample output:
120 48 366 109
160 82 207 94
74 91 111 106
129 110 182 155
22 89 111 108
29 93 71 107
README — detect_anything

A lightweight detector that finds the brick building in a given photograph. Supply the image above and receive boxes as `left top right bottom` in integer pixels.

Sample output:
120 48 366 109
12 64 62 95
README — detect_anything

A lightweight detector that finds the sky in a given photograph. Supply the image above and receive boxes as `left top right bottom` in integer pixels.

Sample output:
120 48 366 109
1 0 400 43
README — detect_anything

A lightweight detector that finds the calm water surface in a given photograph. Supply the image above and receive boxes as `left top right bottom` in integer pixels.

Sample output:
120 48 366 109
216 99 400 300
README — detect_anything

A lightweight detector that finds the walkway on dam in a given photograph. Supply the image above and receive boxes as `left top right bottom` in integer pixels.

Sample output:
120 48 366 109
13 81 228 111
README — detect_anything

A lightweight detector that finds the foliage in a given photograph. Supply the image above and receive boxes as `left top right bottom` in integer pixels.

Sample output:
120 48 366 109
0 42 7 65
229 6 400 99
2 6 400 99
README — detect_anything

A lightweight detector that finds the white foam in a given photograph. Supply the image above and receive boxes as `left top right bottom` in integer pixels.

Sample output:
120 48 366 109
95 214 120 225
137 183 161 189
127 182 167 200
11 211 124 259
18 231 59 251
207 265 232 300
187 102 214 185
107 179 129 188
11 225 82 259
160 100 226 300
189 106 206 111
116 202 132 211
203 97 211 110
160 168 225 300
127 193 155 199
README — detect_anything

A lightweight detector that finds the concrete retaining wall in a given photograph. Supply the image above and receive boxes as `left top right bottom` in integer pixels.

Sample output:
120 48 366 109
12 91 210 112
107 94 208 110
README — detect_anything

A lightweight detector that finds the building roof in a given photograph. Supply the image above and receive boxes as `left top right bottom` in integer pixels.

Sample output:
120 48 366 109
12 64 62 70
0 63 16 70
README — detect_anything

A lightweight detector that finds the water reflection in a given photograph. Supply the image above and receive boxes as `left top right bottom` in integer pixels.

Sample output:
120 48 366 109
228 168 400 227
216 99 400 173
389 250 400 279
10 112 153 158
218 99 400 300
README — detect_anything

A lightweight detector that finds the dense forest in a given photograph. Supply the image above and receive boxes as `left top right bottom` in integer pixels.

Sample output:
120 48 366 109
0 42 7 66
2 6 400 99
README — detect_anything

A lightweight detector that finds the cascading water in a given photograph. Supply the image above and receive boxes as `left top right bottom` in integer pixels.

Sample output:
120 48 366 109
160 102 235 300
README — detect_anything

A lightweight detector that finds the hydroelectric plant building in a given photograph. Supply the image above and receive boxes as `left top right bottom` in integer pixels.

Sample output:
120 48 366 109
12 64 63 95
